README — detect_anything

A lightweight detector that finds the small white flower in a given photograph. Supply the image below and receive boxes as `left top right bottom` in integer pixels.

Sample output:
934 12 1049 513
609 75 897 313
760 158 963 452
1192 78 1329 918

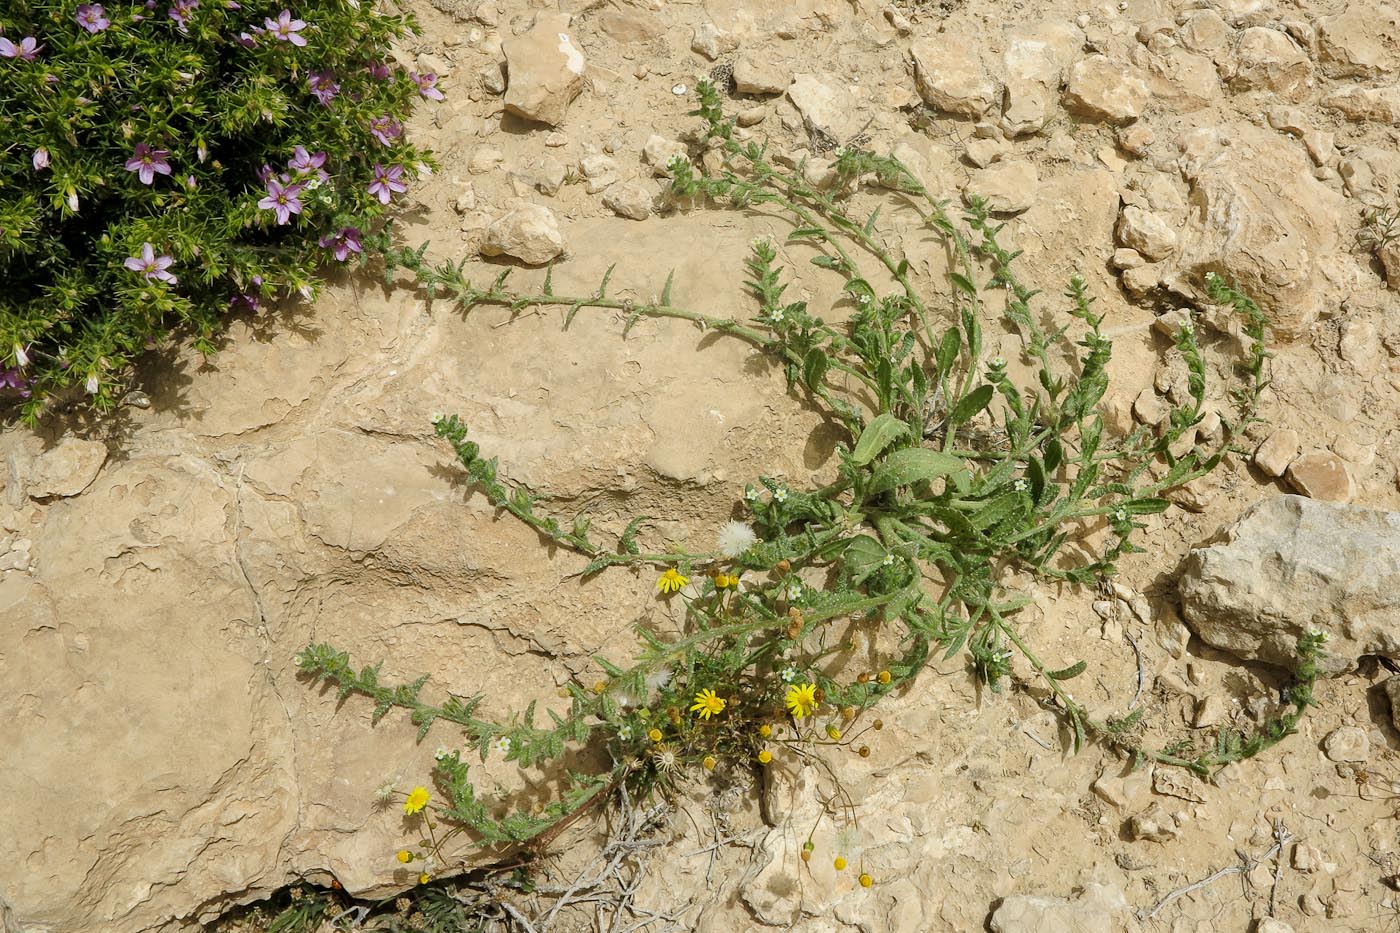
84 373 99 394
989 356 1007 369
494 736 512 756
750 235 772 251
786 581 802 601
771 308 785 323
434 745 450 761
773 487 789 504
304 177 322 191
1013 478 1028 492
32 148 49 170
717 521 758 558
618 724 634 741
881 553 895 567
430 412 445 424
744 486 759 501
1113 508 1128 522
781 666 800 683
13 344 28 368
855 293 871 305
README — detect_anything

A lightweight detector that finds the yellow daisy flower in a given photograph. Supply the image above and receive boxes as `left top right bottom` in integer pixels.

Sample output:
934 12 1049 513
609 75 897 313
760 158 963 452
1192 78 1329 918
647 727 663 743
785 682 818 718
419 872 430 884
756 749 772 764
403 786 430 815
690 688 726 720
656 568 689 594
859 873 873 888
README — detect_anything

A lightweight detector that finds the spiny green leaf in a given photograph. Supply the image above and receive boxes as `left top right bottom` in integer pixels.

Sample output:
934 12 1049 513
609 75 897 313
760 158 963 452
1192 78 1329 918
1048 660 1087 681
851 413 910 465
869 447 967 494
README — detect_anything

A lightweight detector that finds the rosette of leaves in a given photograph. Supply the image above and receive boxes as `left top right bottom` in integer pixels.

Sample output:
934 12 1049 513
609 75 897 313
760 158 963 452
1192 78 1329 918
0 0 439 422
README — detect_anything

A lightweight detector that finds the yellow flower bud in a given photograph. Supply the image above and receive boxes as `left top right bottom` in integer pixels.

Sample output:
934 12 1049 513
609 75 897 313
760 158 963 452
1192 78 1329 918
758 724 772 738
859 873 873 888
702 755 717 770
826 725 842 741
877 670 891 685
396 850 412 864
756 749 772 764
647 728 663 743
418 873 430 884
833 857 847 871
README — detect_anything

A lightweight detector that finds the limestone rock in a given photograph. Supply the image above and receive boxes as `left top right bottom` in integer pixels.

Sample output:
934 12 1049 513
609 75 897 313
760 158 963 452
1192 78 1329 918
989 883 1129 933
1116 205 1177 261
512 157 566 197
732 56 789 95
1230 27 1313 97
1323 726 1371 762
1179 10 1231 53
690 22 735 61
481 203 565 265
965 137 1006 167
1285 450 1355 503
1380 241 1400 289
1322 85 1400 124
1253 429 1298 477
1385 676 1400 730
1339 146 1400 208
1064 55 1152 123
502 13 587 126
1175 125 1344 340
1317 3 1400 78
642 134 688 176
786 73 863 143
1128 801 1182 842
966 161 1038 214
910 37 999 116
602 181 657 220
27 438 107 499
1179 495 1400 671
1257 920 1296 933
597 9 664 43
1001 20 1085 136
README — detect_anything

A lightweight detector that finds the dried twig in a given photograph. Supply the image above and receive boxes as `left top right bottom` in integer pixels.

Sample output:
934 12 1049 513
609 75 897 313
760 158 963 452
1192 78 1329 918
1137 822 1294 921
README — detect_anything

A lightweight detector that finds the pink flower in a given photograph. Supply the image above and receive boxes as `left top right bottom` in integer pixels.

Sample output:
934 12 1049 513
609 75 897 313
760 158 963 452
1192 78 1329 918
368 116 402 146
0 37 43 60
76 4 111 32
365 60 390 80
265 9 306 45
236 31 256 48
411 72 445 101
32 148 49 170
124 242 178 284
307 70 338 105
257 178 305 224
287 146 327 177
168 0 199 32
318 227 363 262
124 143 171 185
367 164 407 204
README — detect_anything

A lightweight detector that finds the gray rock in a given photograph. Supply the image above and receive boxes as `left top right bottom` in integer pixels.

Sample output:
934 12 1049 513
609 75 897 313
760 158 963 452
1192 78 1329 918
990 882 1129 932
1180 495 1400 672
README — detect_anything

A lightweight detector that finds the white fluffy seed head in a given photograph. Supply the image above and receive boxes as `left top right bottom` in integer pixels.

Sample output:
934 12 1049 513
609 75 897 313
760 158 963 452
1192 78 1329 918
717 521 757 558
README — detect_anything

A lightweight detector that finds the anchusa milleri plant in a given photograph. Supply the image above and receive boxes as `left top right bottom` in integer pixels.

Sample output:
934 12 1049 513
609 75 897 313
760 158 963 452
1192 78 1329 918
298 81 1321 888
0 0 444 422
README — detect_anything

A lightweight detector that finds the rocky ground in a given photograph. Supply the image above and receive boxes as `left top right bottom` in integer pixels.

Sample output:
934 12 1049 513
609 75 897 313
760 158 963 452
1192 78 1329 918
5 0 1400 931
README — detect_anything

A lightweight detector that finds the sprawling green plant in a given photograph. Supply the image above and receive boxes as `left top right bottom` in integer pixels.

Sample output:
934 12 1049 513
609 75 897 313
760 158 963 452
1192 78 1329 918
298 81 1319 883
0 0 438 421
